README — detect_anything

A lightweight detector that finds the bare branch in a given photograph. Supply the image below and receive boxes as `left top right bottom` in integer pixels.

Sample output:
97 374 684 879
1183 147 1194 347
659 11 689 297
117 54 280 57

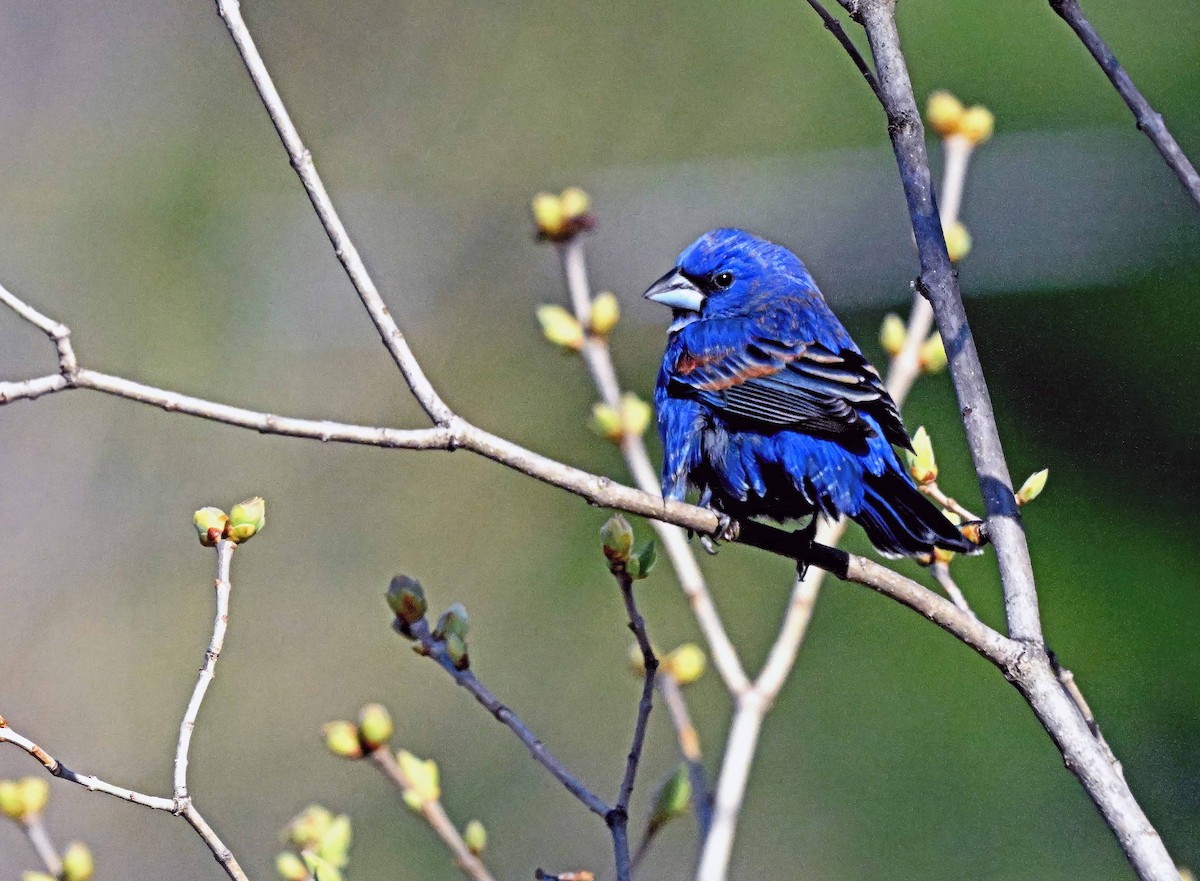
22 814 63 877
802 0 881 102
1048 0 1200 208
656 674 711 838
369 747 496 881
930 562 974 617
211 0 452 424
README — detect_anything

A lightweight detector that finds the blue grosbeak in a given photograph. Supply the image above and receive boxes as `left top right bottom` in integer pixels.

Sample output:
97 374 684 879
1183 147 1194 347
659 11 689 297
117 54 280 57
644 228 974 559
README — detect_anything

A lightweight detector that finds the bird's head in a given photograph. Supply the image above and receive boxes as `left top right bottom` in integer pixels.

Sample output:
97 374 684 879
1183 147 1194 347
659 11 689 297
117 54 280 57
642 228 809 325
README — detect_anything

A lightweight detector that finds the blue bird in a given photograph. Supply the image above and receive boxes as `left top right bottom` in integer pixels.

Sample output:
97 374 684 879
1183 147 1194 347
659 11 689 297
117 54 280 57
644 228 975 560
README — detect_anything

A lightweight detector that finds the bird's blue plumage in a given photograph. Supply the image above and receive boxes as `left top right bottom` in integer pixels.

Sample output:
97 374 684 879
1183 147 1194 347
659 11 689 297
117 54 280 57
645 228 974 559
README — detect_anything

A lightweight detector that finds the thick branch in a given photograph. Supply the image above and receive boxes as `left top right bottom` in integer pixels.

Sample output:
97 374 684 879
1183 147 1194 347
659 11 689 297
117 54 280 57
1048 0 1200 208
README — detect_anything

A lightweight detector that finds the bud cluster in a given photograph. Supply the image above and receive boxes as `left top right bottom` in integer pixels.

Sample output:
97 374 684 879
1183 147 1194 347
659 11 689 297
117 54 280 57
0 777 48 821
926 90 994 146
278 805 352 881
531 187 595 242
591 393 653 443
192 497 265 547
322 703 395 760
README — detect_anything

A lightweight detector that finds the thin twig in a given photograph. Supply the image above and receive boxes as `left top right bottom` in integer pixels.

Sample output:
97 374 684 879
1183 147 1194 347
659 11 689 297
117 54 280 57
211 0 452 424
930 562 975 617
656 674 711 838
369 747 496 881
556 239 751 697
802 0 881 102
1048 0 1200 208
175 540 235 801
611 568 658 881
407 618 611 819
22 814 63 877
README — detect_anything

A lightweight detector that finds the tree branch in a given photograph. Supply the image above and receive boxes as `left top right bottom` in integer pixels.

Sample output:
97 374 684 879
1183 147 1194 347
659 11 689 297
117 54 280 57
1047 0 1200 208
802 0 881 102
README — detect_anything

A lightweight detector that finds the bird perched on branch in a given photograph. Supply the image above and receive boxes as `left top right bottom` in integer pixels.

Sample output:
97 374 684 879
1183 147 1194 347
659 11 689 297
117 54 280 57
644 228 975 560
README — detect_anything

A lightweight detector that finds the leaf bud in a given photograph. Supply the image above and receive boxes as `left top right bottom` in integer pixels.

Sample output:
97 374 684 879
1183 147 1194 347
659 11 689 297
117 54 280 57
926 90 966 138
1015 469 1049 505
905 426 938 484
959 105 995 145
627 540 657 580
303 853 345 881
62 842 95 881
918 332 947 374
356 703 393 750
559 187 591 220
386 575 427 627
601 515 634 563
662 644 706 685
276 852 309 881
590 403 623 442
619 393 652 438
588 292 620 336
536 305 585 351
942 220 972 263
648 763 691 829
397 750 440 806
17 777 48 815
193 507 228 547
444 632 470 670
433 603 469 641
0 780 23 819
323 721 363 759
879 313 906 357
463 819 487 856
316 814 352 868
227 497 266 543
531 193 567 239
286 805 335 850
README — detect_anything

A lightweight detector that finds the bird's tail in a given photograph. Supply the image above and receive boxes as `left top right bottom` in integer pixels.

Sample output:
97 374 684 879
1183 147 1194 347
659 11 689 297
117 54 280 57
854 467 979 559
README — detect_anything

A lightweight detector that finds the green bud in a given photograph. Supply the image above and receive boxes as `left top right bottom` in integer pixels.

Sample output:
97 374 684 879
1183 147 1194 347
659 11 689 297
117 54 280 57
627 540 657 580
316 814 353 868
227 497 266 543
918 332 948 374
193 507 228 547
62 842 95 881
879 313 906 357
303 853 345 881
397 750 440 806
444 632 470 670
905 426 937 484
286 805 335 849
17 777 48 815
322 721 363 759
275 852 309 881
22 873 57 881
0 779 23 819
648 763 691 829
357 703 393 750
433 604 469 641
662 643 706 685
386 575 427 626
463 819 487 856
1016 468 1049 505
601 515 634 563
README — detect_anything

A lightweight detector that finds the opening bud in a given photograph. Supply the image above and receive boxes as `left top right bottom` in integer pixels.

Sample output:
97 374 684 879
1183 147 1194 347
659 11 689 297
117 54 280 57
276 852 309 881
323 720 363 759
433 603 469 641
62 842 95 881
601 515 634 563
463 819 488 856
227 497 266 543
627 540 658 580
1016 468 1049 505
588 292 620 336
397 750 440 806
286 805 335 850
17 776 48 816
648 763 691 830
536 304 585 351
386 575 427 627
357 703 394 750
905 427 938 484
316 814 352 869
193 507 228 547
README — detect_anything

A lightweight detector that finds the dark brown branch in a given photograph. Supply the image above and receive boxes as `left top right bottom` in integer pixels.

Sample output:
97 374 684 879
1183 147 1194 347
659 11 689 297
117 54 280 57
1049 0 1200 208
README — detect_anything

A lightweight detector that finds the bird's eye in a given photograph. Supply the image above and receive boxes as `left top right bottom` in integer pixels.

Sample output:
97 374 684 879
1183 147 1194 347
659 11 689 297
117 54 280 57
713 271 734 290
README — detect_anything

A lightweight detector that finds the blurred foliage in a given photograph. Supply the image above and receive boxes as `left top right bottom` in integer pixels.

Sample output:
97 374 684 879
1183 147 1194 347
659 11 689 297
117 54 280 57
0 2 1198 881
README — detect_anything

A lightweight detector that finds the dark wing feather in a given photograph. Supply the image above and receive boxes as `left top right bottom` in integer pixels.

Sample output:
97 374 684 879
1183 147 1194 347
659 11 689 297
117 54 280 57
671 335 910 452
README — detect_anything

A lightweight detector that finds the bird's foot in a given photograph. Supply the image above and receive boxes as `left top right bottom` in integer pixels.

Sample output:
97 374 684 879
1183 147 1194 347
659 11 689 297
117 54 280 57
700 510 738 555
794 516 818 581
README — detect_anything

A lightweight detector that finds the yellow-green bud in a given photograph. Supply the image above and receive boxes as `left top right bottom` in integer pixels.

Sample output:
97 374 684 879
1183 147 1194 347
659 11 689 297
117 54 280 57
532 193 567 239
226 497 265 543
619 393 653 438
918 332 947 374
193 507 228 547
386 575 427 627
588 292 620 336
590 402 623 442
316 814 352 868
559 186 591 220
905 426 937 484
959 106 995 145
601 515 634 563
879 313 906 357
627 540 657 580
943 220 972 263
0 779 23 819
444 632 470 670
358 704 393 750
286 805 335 849
303 853 345 881
433 604 469 641
627 641 651 676
932 546 956 564
463 819 487 856
1015 468 1049 506
397 750 440 807
536 305 585 351
323 720 363 759
276 852 309 881
662 644 706 686
648 763 691 829
22 873 56 881
62 842 95 881
18 777 48 816
926 90 965 138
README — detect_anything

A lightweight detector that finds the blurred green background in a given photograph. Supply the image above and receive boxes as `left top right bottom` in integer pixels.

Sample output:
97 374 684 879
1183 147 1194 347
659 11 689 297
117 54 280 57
1 1 1197 879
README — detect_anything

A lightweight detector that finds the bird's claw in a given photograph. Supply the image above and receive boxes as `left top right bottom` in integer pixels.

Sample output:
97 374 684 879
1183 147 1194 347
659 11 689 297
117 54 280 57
699 510 738 555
